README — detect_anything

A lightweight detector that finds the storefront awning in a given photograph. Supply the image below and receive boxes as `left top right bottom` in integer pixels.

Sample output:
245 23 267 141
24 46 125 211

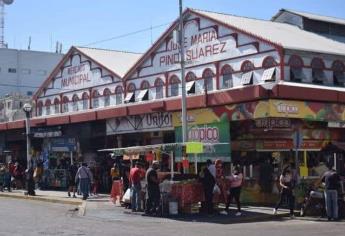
137 89 149 101
262 68 276 82
241 71 253 85
124 92 135 103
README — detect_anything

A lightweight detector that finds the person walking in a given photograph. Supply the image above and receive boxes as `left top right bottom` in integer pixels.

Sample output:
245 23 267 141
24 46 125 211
0 165 5 192
145 161 160 215
25 166 36 196
200 159 216 215
129 162 144 212
225 166 243 216
321 163 341 221
75 163 93 200
67 163 78 198
3 165 11 192
273 168 295 218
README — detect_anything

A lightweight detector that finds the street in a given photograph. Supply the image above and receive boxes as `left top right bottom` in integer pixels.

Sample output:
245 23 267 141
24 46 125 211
0 198 344 236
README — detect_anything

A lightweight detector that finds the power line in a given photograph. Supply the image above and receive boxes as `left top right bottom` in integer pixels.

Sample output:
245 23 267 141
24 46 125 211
81 22 172 47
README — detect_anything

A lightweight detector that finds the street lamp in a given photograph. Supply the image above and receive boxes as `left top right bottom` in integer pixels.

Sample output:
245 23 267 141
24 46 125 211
23 103 32 169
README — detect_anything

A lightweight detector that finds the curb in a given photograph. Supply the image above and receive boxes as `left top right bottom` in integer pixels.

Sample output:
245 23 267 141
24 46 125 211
0 193 82 206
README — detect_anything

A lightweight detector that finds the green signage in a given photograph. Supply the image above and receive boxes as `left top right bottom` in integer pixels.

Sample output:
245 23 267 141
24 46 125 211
175 121 231 162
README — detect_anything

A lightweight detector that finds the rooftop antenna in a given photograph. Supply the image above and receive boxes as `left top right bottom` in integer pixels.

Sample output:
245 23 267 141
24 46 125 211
0 0 14 49
27 36 31 50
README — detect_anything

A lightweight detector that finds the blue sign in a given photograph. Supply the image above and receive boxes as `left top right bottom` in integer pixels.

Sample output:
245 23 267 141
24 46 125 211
50 138 76 152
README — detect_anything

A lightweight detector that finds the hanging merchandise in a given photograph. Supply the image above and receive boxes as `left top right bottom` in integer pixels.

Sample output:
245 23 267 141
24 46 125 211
146 152 154 162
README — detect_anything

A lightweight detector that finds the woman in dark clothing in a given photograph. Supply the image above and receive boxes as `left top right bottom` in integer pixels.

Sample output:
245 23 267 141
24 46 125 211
200 160 216 215
274 169 295 218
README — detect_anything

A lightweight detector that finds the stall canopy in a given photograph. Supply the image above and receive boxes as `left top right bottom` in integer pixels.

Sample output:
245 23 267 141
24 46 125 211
98 142 230 176
98 142 229 157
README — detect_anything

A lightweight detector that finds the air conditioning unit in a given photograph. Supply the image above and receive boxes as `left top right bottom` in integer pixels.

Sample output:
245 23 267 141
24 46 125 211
150 131 163 138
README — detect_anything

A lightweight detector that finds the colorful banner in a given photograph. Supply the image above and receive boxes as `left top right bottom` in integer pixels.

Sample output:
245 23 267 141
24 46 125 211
269 99 345 121
173 99 345 124
175 121 231 162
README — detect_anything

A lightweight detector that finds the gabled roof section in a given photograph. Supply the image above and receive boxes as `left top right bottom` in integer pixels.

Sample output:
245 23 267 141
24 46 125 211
191 9 345 56
75 47 142 77
34 46 142 99
125 8 345 80
272 9 345 26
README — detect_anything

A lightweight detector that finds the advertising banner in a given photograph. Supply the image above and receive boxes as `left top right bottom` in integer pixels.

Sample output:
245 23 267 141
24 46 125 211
175 121 231 162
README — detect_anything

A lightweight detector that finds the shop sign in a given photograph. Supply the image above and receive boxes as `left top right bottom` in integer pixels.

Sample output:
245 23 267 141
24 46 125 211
328 121 345 128
32 126 62 138
106 112 173 135
45 54 113 96
50 137 76 152
149 18 240 74
254 118 291 129
175 121 231 162
172 108 224 127
275 102 299 114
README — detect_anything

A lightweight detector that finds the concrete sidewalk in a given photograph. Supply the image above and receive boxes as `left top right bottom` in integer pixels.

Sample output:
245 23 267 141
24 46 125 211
0 189 108 206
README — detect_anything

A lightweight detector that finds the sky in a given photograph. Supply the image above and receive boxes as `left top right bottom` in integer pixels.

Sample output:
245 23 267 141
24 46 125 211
3 0 345 54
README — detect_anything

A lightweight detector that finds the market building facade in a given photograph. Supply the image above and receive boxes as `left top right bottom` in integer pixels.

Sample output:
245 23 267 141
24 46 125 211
1 8 345 202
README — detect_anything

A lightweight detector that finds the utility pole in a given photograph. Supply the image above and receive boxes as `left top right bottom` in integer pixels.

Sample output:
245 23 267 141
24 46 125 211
179 0 188 143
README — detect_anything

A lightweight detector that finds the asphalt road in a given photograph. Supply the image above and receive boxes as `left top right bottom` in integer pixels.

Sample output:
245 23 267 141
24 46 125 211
0 198 344 236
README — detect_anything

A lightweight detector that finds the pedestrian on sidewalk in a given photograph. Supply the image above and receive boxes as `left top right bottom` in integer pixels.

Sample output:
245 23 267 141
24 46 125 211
67 162 78 198
200 160 216 215
75 163 93 200
145 161 160 215
14 162 24 189
3 165 11 192
130 162 144 212
274 168 295 218
0 165 5 192
25 166 36 196
225 166 243 216
321 163 341 221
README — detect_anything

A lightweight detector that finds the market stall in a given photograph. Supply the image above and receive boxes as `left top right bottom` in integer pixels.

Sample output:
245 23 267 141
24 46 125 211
99 142 230 214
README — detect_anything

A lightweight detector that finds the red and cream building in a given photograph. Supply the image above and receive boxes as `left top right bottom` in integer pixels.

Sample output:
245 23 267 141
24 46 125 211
1 8 345 198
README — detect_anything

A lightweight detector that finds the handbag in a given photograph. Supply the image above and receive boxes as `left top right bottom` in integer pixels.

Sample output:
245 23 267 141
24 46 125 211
213 184 221 194
123 188 131 203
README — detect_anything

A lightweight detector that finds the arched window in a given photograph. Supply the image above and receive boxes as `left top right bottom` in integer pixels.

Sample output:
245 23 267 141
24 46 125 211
54 98 60 114
221 65 233 89
241 60 255 72
45 99 51 116
262 56 277 69
241 61 255 85
170 75 180 97
103 88 111 107
186 72 197 82
82 92 89 110
203 69 214 91
141 81 150 89
127 83 136 92
92 90 100 108
311 58 325 84
62 96 69 113
332 60 345 86
155 78 164 99
72 94 79 112
115 86 123 105
37 101 43 116
289 55 304 82
186 72 197 94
